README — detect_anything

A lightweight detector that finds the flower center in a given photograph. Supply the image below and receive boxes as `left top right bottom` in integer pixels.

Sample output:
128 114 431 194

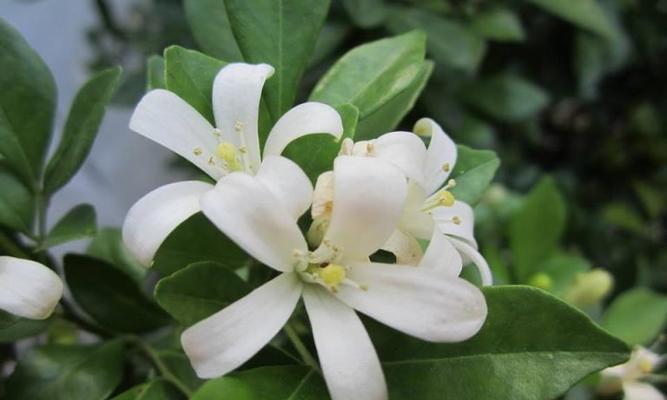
216 142 243 172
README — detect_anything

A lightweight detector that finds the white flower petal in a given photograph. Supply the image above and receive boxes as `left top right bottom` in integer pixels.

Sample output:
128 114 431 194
0 257 63 320
255 156 313 219
200 173 307 272
398 182 434 240
624 382 665 400
303 286 387 400
122 181 213 266
419 230 463 277
324 156 408 261
182 273 302 378
263 102 343 158
373 131 427 184
414 118 457 195
311 171 334 220
447 237 493 286
431 200 478 248
129 89 222 179
382 230 423 265
337 263 487 342
212 63 274 174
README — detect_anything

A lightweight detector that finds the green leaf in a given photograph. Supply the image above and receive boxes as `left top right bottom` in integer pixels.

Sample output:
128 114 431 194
462 73 550 122
43 67 121 194
450 145 500 205
158 350 205 391
0 167 33 233
225 0 330 121
0 309 18 329
387 9 486 74
525 0 615 39
355 61 433 141
64 254 169 333
155 261 249 326
535 253 591 296
5 340 125 400
509 177 567 282
147 55 166 90
111 380 181 400
164 46 226 124
602 288 667 345
0 19 56 187
184 0 244 62
470 9 526 42
0 316 52 343
87 228 146 285
310 31 426 118
153 213 249 277
341 0 386 28
308 22 350 68
282 103 359 182
38 204 96 250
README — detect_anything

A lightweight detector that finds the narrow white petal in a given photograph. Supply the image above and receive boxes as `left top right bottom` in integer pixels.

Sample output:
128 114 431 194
255 156 313 219
624 382 665 400
337 263 487 342
431 200 478 248
382 230 423 265
373 131 427 184
419 230 463 277
129 89 222 179
448 237 493 286
263 102 343 158
324 156 407 261
311 171 334 220
200 173 307 272
212 63 274 174
414 118 457 195
182 273 302 378
303 286 387 400
0 257 63 319
398 182 434 240
122 181 213 266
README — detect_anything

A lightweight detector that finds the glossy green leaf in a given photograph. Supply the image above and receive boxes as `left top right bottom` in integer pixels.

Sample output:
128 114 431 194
158 350 205 391
111 380 181 400
5 340 125 400
355 61 433 140
0 19 56 187
450 145 500 205
184 0 243 62
164 46 226 124
509 177 567 282
86 228 146 285
387 9 486 74
310 31 426 118
38 204 96 250
147 55 166 90
225 0 330 121
44 67 121 194
471 9 525 42
463 73 550 122
153 213 249 277
602 288 667 345
282 103 358 182
341 0 386 28
155 261 249 326
64 254 169 333
525 0 615 39
0 167 33 233
308 22 350 68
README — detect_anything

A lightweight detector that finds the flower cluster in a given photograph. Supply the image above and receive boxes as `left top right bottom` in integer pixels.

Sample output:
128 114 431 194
122 62 492 400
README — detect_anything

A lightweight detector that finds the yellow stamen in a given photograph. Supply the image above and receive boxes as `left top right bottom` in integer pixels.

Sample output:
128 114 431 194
442 163 450 172
193 147 203 156
216 142 243 171
438 191 456 207
452 216 461 225
319 263 346 290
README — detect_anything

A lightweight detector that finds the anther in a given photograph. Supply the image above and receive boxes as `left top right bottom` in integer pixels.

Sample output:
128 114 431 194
452 216 461 225
442 163 450 172
234 121 245 132
216 142 243 172
193 147 203 156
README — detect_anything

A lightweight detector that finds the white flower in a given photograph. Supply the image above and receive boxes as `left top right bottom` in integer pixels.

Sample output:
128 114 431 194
0 256 63 320
331 118 493 284
181 155 487 400
122 63 343 266
599 346 665 400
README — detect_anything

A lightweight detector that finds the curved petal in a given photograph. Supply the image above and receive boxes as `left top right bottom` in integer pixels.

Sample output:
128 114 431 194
182 273 302 378
382 230 423 265
212 63 274 174
398 182 434 240
0 257 63 319
419 230 462 277
200 173 307 272
373 131 426 184
123 181 213 266
324 156 408 261
311 171 334 220
129 89 222 180
336 263 487 342
263 102 343 158
414 118 457 195
624 382 665 400
255 156 313 219
447 237 493 286
431 200 478 248
303 286 387 400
